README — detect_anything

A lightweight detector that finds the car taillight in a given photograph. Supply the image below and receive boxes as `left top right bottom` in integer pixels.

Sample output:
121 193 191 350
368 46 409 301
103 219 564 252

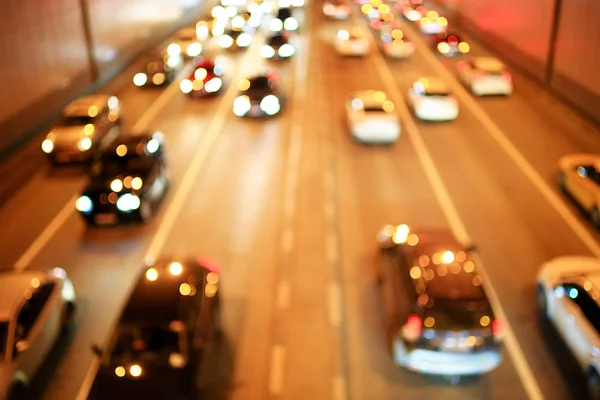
492 318 504 339
502 72 512 81
476 72 485 80
402 314 422 341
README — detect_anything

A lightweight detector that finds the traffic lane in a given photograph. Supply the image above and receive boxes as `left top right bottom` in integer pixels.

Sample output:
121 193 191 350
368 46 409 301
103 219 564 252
413 109 592 399
325 34 528 400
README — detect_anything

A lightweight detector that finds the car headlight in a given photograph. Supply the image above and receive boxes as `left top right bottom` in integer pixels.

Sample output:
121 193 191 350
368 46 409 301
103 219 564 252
270 19 283 32
180 79 193 94
42 139 54 154
233 95 252 116
278 44 295 57
116 193 141 212
219 35 234 48
204 77 223 93
284 17 298 31
259 94 280 115
152 73 166 85
78 137 92 151
236 33 252 47
133 73 147 86
187 42 202 57
261 45 276 58
76 195 93 213
167 43 181 57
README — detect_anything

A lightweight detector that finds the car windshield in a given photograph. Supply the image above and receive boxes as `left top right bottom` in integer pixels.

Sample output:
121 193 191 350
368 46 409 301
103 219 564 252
95 154 155 177
424 270 487 302
269 35 286 46
60 115 96 126
249 77 271 89
109 325 180 362
277 9 292 19
0 322 7 362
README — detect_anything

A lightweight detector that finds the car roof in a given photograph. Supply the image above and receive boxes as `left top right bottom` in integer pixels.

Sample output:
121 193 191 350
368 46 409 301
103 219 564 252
473 57 506 72
103 132 159 157
413 77 451 95
64 94 112 116
0 271 49 321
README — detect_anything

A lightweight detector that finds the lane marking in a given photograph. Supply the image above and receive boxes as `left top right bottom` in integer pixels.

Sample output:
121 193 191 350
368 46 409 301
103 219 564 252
281 228 294 255
326 233 339 264
362 18 545 400
268 345 286 395
401 21 600 258
12 63 194 273
276 281 291 310
76 36 266 400
333 375 349 400
324 199 335 221
328 282 342 328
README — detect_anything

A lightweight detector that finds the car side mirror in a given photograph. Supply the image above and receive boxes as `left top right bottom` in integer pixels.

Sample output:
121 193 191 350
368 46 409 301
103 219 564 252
91 343 103 357
15 340 30 353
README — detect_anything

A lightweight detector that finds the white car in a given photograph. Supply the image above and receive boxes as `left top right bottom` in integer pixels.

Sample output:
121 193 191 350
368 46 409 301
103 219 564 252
335 28 369 56
346 90 400 143
323 0 350 19
418 11 447 34
401 5 425 22
168 27 203 58
0 269 76 399
383 39 415 59
537 256 600 399
408 77 458 121
457 57 513 96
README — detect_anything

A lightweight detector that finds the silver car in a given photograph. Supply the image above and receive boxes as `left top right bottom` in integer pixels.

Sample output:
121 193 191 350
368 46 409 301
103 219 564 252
0 268 76 400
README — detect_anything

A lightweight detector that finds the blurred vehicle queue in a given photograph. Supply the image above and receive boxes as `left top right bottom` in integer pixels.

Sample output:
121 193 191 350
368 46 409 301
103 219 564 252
2 0 598 398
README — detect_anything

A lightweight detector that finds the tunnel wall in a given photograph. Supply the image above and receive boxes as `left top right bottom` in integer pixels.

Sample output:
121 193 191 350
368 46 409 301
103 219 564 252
434 0 600 125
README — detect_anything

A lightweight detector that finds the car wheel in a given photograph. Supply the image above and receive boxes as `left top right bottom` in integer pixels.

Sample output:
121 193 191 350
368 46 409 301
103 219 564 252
588 369 600 400
558 171 567 191
536 283 548 320
591 207 600 228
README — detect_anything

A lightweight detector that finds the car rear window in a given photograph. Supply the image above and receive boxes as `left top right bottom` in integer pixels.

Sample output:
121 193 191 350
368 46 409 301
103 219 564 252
423 269 486 301
110 325 179 360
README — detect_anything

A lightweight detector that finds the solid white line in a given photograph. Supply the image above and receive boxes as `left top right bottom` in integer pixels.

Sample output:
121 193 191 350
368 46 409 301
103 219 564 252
332 375 348 400
276 281 291 310
402 22 600 258
326 233 339 264
363 19 545 400
328 282 342 328
268 345 286 395
75 36 264 400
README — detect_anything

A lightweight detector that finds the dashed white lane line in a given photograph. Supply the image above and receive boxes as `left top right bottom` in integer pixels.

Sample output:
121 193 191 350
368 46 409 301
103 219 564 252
328 282 342 328
326 233 339 264
281 228 295 255
276 281 291 310
269 345 287 396
333 374 349 400
363 17 545 400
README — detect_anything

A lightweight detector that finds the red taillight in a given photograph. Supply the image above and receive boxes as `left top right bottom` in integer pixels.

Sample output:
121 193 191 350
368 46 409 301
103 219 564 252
403 314 422 341
502 72 512 81
492 318 504 339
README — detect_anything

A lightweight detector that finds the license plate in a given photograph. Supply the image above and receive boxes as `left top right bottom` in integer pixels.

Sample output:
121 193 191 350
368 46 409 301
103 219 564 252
250 105 261 114
441 337 470 353
94 213 117 225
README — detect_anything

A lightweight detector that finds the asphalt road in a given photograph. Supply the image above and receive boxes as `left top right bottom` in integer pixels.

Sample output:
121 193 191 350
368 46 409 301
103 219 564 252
2 0 600 399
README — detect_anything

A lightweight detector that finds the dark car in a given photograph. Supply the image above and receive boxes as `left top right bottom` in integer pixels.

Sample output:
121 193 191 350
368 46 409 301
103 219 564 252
75 132 169 226
232 72 284 117
376 224 504 379
88 257 222 400
434 33 470 56
270 7 299 32
41 95 121 164
180 57 225 97
260 32 295 59
133 53 182 88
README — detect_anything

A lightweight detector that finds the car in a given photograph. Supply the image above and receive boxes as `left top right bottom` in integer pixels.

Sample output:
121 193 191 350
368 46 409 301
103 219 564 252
457 57 513 96
408 77 459 121
369 8 396 30
279 0 305 8
335 28 369 56
346 90 400 143
41 95 121 164
88 257 221 400
322 0 350 20
401 3 426 22
260 32 295 59
376 224 504 377
435 33 470 56
167 27 203 59
75 132 169 226
381 28 415 59
180 57 226 96
0 268 76 400
195 18 219 41
233 72 283 117
218 25 253 49
132 53 182 88
269 7 299 32
419 10 447 34
558 154 600 226
537 256 600 399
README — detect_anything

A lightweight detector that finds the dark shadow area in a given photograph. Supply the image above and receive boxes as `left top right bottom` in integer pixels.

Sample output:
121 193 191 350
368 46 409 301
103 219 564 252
197 332 235 400
78 224 147 251
44 164 90 178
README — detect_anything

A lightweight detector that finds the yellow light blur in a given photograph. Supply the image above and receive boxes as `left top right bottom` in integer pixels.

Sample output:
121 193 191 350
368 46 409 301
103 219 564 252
437 265 448 276
407 233 419 246
431 252 441 265
115 366 126 377
369 0 380 7
410 266 422 279
464 260 475 273
361 4 372 14
192 80 204 91
480 315 490 327
382 100 395 113
116 144 127 157
455 251 467 262
391 29 403 40
152 73 165 85
84 124 95 135
378 4 389 14
450 263 461 274
195 68 208 80
424 316 435 328
205 283 218 297
417 293 428 305
458 42 470 53
129 365 142 377
418 255 430 267
437 42 450 53
180 283 192 296
373 91 386 102
131 177 143 190
466 336 477 346
123 176 132 188
472 275 483 286
31 278 40 288
146 268 158 281
110 179 123 192
438 17 447 26
392 224 409 244
207 272 220 284
382 224 395 237
169 261 183 275
442 251 455 264
423 269 435 281
420 17 430 26
88 106 99 117
426 10 438 19
238 79 250 91
418 77 430 88
584 281 592 291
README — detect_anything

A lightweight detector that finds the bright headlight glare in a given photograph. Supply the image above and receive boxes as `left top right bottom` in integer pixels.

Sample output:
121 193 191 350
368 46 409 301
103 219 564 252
42 139 54 154
116 193 141 212
219 35 233 48
278 44 295 57
187 42 202 56
180 79 193 94
76 196 93 213
146 138 160 154
237 33 252 47
261 45 276 58
270 19 283 31
133 73 147 86
260 95 280 115
78 137 92 151
233 96 251 116
205 77 222 93
152 73 165 85
167 43 181 56
284 17 298 31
